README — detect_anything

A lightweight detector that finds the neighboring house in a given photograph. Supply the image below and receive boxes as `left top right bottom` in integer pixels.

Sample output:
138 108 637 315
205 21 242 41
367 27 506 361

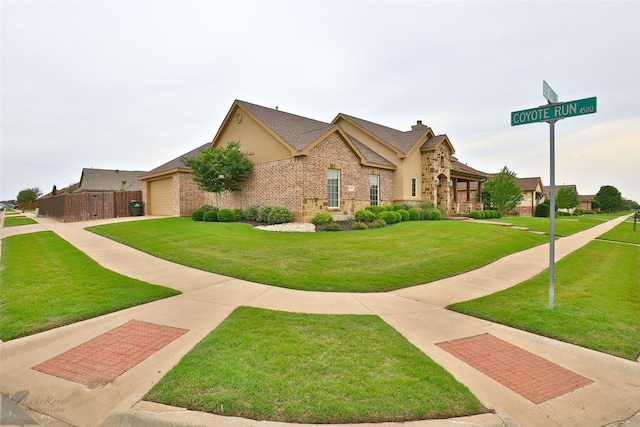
513 177 545 216
74 168 147 193
140 100 488 221
579 194 595 211
543 184 579 213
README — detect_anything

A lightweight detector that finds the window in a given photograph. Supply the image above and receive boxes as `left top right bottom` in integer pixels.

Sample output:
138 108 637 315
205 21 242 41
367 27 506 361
328 169 340 208
411 177 417 198
370 174 379 206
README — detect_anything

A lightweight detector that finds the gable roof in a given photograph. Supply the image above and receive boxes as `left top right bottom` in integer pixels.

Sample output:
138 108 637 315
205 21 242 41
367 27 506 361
543 184 578 194
75 168 147 192
146 142 211 176
515 177 544 192
235 100 335 151
579 194 595 202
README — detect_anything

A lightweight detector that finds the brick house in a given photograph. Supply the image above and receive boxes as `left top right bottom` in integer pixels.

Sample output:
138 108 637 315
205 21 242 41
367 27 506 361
140 100 487 222
513 177 545 216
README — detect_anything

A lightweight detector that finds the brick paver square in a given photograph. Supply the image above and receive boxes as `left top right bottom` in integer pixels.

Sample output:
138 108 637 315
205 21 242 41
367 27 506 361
32 320 188 388
437 333 593 403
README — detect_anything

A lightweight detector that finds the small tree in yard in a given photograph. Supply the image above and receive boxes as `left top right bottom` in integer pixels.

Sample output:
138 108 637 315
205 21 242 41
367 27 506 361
183 141 254 207
17 187 42 203
481 166 523 214
556 186 580 213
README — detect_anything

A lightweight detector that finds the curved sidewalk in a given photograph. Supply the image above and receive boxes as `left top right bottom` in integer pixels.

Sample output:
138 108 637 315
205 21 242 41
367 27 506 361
1 214 638 427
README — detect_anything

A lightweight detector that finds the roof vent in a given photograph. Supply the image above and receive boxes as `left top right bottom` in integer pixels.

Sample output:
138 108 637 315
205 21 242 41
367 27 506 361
412 120 427 131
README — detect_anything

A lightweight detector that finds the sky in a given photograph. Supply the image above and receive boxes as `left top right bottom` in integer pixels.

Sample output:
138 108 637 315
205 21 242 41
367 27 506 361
2 1 639 203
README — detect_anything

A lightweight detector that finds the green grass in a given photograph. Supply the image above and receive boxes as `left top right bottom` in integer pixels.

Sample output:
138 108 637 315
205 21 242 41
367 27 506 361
596 217 640 245
88 218 549 292
0 231 180 341
488 213 626 236
145 307 486 423
448 236 640 360
3 216 38 227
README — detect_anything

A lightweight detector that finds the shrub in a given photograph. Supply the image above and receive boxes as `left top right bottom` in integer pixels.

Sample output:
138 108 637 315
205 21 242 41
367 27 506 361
268 206 292 224
408 208 421 221
311 212 334 226
322 222 341 231
397 209 410 221
535 203 550 217
234 208 245 220
191 209 205 221
365 205 387 215
355 209 376 222
468 211 482 219
217 208 236 222
377 211 398 224
199 204 216 212
393 211 403 222
370 218 387 228
427 209 442 220
203 210 219 222
351 221 368 230
245 206 259 221
389 205 402 211
257 206 273 223
557 211 571 216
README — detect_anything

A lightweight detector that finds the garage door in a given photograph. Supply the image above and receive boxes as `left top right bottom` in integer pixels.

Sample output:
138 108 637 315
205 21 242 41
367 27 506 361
148 177 173 216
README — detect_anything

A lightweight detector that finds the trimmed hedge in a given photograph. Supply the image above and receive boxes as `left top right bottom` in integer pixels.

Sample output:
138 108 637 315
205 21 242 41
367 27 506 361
427 209 442 220
245 206 259 221
365 205 387 215
355 209 376 222
257 206 272 223
322 222 341 231
191 209 205 221
217 208 236 222
535 203 550 217
397 209 410 221
234 208 245 220
312 213 334 226
203 210 219 222
377 211 398 224
408 208 421 221
268 207 292 224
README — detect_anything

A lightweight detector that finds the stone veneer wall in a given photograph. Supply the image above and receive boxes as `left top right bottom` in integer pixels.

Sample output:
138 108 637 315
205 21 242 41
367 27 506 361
420 144 453 212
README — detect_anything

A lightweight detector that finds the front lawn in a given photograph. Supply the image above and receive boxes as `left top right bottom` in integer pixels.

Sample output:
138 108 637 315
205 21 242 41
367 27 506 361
486 212 627 236
3 216 38 227
145 307 486 423
88 218 549 292
448 233 640 360
0 231 180 340
596 216 640 245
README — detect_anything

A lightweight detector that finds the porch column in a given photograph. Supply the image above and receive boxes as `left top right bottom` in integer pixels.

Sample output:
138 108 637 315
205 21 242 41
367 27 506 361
453 178 458 202
466 181 471 202
478 181 483 202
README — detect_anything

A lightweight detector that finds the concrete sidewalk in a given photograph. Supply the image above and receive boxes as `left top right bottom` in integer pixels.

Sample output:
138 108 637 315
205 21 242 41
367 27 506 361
1 213 638 427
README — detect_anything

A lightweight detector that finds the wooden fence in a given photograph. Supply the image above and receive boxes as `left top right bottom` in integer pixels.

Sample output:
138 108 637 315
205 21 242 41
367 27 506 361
38 191 143 223
17 201 38 210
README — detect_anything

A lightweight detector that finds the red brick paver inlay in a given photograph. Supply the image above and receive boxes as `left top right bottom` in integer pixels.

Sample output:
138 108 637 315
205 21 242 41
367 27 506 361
32 320 188 388
437 333 593 403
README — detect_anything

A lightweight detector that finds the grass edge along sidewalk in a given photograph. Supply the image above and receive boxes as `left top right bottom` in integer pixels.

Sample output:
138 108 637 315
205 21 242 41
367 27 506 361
145 307 487 424
0 231 180 341
87 218 550 292
448 220 640 360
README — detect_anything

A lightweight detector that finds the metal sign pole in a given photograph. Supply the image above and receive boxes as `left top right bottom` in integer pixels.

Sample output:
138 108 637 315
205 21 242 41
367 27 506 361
548 119 557 309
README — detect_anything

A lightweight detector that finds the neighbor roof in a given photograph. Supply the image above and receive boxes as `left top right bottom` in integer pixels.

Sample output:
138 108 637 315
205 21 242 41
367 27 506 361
75 168 147 192
515 177 544 192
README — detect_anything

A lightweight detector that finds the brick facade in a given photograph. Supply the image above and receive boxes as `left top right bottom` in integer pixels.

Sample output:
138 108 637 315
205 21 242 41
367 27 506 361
207 133 393 222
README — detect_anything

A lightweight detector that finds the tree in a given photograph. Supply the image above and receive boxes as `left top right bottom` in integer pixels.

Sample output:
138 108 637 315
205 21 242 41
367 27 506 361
183 141 254 207
481 166 523 214
556 186 580 212
594 185 624 212
16 187 42 203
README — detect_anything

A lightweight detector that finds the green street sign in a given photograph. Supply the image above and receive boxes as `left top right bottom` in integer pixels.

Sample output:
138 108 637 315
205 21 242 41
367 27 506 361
511 97 597 126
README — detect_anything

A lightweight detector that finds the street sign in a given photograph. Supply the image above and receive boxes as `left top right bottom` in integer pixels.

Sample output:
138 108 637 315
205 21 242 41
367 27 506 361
511 97 597 126
543 80 558 103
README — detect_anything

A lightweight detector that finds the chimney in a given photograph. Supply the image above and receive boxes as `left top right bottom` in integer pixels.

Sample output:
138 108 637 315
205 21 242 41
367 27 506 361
411 120 427 131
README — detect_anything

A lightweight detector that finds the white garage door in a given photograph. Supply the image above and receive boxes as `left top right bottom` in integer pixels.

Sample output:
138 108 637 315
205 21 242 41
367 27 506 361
149 177 173 216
